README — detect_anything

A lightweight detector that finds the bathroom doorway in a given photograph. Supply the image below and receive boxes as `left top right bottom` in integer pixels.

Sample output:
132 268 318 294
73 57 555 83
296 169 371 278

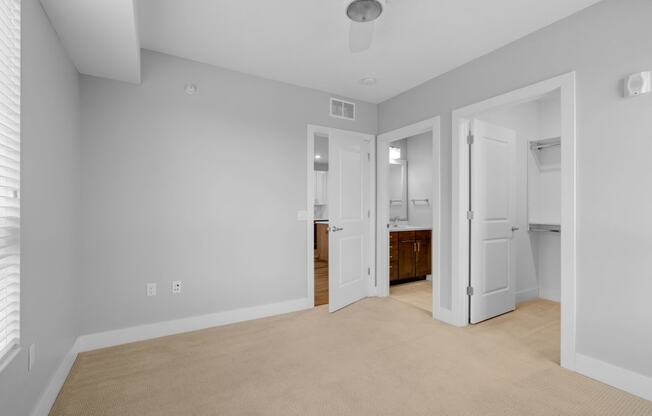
376 117 441 317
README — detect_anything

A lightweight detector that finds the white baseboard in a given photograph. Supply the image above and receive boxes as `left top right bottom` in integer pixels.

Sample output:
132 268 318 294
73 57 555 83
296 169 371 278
31 297 311 415
30 338 81 416
539 287 561 303
575 353 652 402
515 287 539 304
77 297 311 352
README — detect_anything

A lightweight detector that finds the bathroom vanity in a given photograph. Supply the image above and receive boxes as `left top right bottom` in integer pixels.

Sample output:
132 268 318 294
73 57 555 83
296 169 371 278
389 227 432 284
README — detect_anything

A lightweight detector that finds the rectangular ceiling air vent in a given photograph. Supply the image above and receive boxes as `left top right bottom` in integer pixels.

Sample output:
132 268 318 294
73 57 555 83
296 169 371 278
330 98 355 121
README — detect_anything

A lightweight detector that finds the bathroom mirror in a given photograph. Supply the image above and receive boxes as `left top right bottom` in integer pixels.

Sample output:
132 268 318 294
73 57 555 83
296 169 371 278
389 160 407 220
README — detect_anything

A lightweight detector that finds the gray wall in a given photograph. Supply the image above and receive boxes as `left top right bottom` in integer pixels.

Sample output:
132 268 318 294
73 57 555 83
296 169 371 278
378 0 652 377
80 50 377 334
0 0 81 415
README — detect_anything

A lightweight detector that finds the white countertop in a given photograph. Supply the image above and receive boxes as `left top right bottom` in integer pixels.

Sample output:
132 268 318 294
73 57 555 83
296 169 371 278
388 225 432 232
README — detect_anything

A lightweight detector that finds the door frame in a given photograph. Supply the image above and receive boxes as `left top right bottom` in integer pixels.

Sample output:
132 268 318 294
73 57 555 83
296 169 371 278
306 124 377 308
376 117 442 318
451 72 577 370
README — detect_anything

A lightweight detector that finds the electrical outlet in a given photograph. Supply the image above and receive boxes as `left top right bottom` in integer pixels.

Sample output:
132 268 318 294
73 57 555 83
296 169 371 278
147 283 157 297
172 280 181 294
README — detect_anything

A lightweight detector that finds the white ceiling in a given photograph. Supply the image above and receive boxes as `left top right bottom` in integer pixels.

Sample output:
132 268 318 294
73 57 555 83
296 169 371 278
40 0 141 84
42 0 602 103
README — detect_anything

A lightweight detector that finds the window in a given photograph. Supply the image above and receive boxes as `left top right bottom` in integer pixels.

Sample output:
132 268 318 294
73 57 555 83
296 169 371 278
0 0 21 368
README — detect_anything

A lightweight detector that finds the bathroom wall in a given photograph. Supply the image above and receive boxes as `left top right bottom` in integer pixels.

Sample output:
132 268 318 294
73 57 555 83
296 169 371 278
406 132 433 227
389 138 408 220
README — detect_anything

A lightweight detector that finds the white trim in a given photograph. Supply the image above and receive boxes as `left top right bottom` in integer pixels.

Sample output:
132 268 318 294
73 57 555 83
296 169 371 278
306 125 377 305
539 287 560 303
515 287 540 304
376 117 442 319
451 72 577 370
77 297 310 352
575 354 652 402
30 338 80 416
30 298 311 415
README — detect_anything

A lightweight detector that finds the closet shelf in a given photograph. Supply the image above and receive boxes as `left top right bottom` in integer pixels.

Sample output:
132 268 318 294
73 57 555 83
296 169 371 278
529 223 561 233
530 137 561 170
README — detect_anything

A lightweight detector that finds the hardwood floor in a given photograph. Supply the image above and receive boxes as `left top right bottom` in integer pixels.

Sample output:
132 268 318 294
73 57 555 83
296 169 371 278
314 254 328 306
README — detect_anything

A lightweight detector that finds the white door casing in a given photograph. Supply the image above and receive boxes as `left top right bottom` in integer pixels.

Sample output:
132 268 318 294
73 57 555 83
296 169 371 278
328 129 371 312
469 120 517 324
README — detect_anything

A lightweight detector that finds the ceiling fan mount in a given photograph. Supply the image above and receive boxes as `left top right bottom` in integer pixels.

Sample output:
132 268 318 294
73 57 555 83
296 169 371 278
346 0 383 23
345 0 387 53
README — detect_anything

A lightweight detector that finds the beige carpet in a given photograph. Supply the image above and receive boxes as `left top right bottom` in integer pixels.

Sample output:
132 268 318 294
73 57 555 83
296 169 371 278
390 280 433 313
50 298 652 416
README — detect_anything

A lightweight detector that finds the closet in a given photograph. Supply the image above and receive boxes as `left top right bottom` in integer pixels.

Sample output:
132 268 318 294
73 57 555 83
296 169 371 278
475 91 561 304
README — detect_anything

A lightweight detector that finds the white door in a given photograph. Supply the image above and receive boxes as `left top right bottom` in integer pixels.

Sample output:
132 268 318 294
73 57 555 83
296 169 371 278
469 120 517 324
328 130 371 312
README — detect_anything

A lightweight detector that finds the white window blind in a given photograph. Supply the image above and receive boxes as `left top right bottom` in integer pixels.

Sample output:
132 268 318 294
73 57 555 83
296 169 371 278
0 0 20 363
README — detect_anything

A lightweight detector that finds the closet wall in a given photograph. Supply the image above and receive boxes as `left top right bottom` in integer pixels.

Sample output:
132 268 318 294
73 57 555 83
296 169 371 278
530 94 562 302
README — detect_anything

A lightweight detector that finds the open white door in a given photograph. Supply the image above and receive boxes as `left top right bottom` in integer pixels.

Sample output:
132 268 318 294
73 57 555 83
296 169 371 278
328 129 371 312
469 120 517 324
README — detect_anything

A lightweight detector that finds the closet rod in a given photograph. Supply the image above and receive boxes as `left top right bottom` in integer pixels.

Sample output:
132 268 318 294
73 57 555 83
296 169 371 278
534 142 561 151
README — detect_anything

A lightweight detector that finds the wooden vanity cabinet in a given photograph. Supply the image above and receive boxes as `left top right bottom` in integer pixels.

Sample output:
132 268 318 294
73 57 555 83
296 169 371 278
389 232 399 281
390 230 432 284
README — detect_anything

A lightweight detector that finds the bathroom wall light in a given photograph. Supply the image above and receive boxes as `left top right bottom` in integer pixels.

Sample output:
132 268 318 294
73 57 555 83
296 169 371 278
315 154 321 159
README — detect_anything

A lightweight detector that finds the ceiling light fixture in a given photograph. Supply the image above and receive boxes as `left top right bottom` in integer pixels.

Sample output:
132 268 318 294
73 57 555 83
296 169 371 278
346 0 383 23
184 83 197 94
359 77 377 86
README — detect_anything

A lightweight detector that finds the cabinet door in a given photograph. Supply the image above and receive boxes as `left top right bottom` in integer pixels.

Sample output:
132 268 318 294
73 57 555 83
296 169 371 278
398 241 416 279
389 232 399 281
316 223 329 261
415 239 431 277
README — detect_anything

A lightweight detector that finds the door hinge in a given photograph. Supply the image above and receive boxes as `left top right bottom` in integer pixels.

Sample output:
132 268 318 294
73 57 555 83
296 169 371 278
467 210 474 220
467 286 474 296
367 152 370 160
367 267 371 275
467 131 474 145
367 210 371 218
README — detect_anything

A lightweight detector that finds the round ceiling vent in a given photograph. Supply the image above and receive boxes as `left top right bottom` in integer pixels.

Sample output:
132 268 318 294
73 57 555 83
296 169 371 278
346 0 383 23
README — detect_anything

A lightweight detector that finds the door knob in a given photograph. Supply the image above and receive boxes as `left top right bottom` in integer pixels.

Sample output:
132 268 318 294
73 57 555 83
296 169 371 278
330 226 343 232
